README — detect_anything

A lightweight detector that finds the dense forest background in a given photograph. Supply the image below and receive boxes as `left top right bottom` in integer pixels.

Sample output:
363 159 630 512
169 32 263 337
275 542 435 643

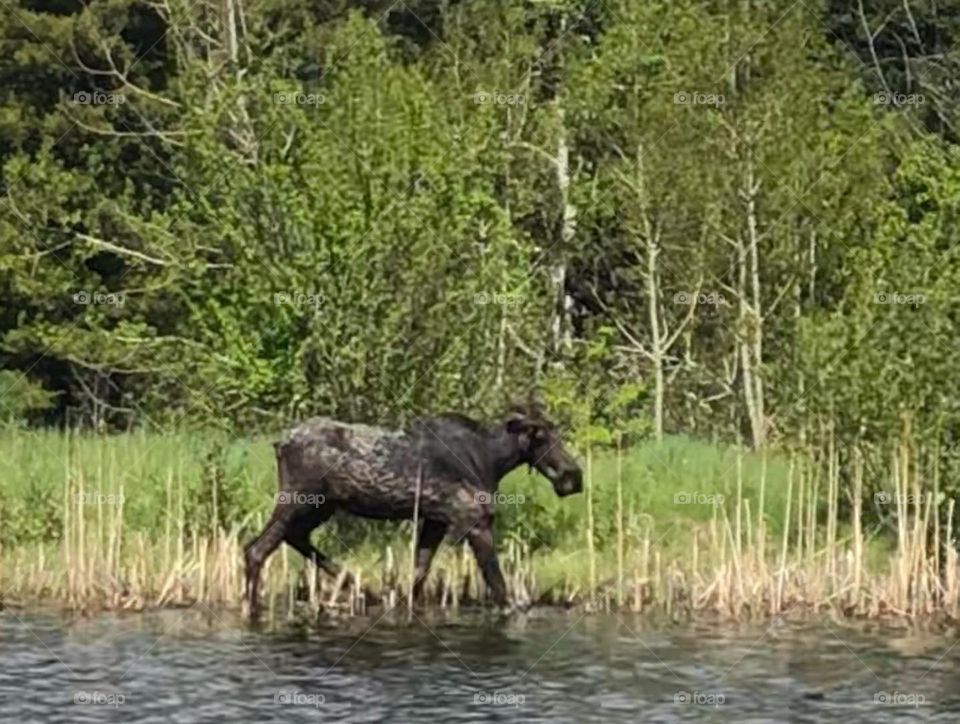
2 0 960 454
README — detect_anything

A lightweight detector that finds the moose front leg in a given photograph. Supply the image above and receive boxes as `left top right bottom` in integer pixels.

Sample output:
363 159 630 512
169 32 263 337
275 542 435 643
466 523 508 605
413 519 448 601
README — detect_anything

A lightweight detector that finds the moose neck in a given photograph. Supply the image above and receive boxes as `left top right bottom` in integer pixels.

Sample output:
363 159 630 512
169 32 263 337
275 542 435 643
483 428 529 489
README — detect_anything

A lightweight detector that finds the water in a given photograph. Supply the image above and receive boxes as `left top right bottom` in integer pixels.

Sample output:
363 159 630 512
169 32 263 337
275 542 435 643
1 606 958 722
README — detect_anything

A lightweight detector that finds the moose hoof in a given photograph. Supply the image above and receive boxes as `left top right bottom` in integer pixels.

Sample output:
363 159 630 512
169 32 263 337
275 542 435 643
505 598 531 615
243 603 262 624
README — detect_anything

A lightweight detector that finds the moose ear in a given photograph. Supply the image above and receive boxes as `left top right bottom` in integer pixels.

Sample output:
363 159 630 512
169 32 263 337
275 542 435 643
505 413 528 436
506 414 534 450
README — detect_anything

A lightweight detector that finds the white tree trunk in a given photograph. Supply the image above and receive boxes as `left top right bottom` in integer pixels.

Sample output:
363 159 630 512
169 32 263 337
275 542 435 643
740 158 765 449
551 104 575 357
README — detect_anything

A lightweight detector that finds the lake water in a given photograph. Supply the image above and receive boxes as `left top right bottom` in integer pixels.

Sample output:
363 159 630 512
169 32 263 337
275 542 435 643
1 605 958 722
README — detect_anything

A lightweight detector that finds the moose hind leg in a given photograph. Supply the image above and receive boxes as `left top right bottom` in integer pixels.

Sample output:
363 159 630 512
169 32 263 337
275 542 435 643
243 509 291 618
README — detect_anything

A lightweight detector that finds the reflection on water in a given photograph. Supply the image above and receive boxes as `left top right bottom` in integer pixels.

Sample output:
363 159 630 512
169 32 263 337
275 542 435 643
2 605 960 722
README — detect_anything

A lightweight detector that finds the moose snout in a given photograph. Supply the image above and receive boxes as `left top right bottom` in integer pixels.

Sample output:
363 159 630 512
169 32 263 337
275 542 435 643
554 468 583 497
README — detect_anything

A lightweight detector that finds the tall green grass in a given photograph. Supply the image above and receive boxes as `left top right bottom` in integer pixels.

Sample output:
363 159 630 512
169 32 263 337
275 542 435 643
497 435 793 552
0 429 276 546
0 429 790 555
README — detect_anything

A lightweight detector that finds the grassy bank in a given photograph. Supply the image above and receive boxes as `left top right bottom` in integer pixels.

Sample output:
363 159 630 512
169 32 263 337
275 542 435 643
0 428 954 621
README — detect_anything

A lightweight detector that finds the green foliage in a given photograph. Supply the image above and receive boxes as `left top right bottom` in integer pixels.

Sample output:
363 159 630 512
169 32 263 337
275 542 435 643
0 0 959 472
0 371 55 423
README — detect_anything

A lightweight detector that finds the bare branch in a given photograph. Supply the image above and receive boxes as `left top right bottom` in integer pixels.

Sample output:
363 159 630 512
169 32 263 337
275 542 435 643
75 233 172 266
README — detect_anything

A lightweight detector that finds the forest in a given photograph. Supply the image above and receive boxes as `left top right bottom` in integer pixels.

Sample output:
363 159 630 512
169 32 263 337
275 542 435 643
6 10 960 718
2 0 960 454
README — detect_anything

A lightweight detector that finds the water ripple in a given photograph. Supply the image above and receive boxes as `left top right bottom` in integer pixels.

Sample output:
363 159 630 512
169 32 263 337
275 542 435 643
1 609 958 722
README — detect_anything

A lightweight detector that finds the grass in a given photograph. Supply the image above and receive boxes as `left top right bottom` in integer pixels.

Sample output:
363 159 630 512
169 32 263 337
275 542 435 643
0 426 954 621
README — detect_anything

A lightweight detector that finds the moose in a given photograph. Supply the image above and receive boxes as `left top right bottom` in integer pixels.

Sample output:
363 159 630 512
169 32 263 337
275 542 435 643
243 405 583 617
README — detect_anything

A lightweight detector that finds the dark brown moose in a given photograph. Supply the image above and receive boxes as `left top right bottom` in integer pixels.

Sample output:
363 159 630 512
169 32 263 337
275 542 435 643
243 405 582 617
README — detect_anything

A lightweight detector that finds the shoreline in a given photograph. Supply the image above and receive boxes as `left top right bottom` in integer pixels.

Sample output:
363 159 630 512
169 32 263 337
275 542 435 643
3 592 959 631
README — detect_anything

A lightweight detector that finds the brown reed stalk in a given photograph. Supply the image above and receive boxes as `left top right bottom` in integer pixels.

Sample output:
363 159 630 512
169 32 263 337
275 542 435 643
852 448 863 599
409 462 423 610
616 435 624 608
795 453 806 567
776 456 793 615
586 446 596 606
